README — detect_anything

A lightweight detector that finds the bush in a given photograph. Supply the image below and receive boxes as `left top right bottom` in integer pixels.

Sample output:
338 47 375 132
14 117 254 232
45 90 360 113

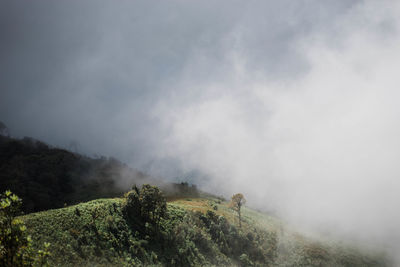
239 253 254 266
0 190 50 267
123 184 167 229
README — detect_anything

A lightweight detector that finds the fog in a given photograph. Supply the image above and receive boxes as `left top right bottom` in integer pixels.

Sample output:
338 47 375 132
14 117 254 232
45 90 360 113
1 0 400 261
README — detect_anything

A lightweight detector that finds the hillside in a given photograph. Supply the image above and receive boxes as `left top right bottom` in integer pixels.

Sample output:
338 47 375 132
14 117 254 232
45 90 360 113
20 192 389 267
0 135 149 213
0 135 391 266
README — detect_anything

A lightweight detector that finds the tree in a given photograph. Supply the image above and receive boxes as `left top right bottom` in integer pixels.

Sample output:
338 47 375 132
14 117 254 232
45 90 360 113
230 193 246 228
0 190 50 267
123 184 167 229
139 184 167 226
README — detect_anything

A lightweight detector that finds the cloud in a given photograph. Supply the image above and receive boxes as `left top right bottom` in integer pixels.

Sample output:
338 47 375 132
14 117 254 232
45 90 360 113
1 0 400 259
153 0 400 257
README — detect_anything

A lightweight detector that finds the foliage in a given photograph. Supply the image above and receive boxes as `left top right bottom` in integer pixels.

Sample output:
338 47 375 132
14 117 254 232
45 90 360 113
0 135 147 213
21 190 280 266
20 191 390 267
230 193 246 228
123 184 167 229
164 182 200 199
239 253 254 266
0 190 50 267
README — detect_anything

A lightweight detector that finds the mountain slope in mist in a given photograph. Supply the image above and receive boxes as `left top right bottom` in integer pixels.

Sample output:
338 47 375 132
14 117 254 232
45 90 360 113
20 194 389 267
0 133 391 265
0 135 149 213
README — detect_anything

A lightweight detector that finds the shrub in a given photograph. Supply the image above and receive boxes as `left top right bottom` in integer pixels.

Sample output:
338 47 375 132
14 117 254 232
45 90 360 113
239 253 254 266
123 184 167 229
0 190 50 267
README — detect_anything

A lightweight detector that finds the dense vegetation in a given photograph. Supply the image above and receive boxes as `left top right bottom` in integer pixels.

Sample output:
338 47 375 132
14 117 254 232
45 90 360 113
0 190 50 266
17 187 389 267
0 135 148 213
20 192 278 266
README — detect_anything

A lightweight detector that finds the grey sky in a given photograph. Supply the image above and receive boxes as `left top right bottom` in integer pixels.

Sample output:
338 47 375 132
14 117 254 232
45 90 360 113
0 0 357 166
2 0 400 261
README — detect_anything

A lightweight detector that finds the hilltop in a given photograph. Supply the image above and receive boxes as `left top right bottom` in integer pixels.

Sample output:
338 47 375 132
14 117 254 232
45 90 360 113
19 191 389 266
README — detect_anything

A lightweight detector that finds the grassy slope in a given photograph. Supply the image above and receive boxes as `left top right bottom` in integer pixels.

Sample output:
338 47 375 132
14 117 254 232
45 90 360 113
21 196 390 266
170 197 388 266
22 198 126 266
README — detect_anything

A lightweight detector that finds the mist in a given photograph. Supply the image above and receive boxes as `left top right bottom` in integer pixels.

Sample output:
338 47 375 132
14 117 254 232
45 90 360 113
1 0 400 261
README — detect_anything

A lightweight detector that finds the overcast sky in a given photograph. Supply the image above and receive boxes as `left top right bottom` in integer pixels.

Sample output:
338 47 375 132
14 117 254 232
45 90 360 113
0 0 357 166
1 0 400 260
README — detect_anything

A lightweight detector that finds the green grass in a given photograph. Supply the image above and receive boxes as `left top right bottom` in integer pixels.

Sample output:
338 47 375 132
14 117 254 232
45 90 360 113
20 196 391 266
169 197 390 266
21 198 130 266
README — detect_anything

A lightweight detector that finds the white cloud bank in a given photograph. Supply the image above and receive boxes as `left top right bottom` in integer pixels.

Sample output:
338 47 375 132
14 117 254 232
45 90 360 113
153 0 400 256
